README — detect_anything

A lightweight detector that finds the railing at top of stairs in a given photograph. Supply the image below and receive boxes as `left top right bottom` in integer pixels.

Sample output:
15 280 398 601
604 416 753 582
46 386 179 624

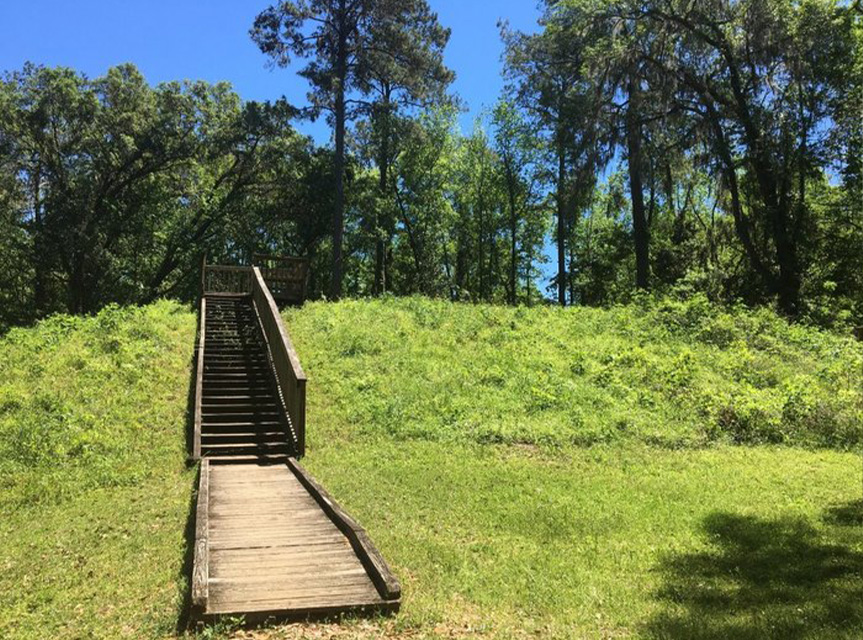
196 262 307 459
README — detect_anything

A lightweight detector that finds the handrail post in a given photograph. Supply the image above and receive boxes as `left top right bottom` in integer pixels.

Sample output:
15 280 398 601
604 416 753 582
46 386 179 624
200 255 207 299
297 379 306 457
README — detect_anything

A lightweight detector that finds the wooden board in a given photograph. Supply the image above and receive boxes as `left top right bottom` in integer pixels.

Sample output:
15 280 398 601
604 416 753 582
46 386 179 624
193 463 399 621
192 298 206 461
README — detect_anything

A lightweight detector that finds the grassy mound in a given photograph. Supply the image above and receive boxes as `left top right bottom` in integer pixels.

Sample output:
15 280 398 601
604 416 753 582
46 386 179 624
0 301 196 638
0 296 860 639
285 295 862 451
0 301 195 507
285 296 862 639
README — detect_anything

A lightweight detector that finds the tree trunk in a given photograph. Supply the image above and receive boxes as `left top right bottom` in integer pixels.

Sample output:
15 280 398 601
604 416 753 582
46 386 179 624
626 73 650 291
769 198 800 315
506 161 518 306
31 160 46 316
455 223 467 300
568 230 576 305
330 2 348 301
747 146 800 315
374 91 391 295
556 142 566 307
69 244 87 315
477 162 486 301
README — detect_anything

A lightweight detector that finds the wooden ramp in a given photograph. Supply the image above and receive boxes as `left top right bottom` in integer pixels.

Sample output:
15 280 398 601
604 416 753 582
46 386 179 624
191 265 399 621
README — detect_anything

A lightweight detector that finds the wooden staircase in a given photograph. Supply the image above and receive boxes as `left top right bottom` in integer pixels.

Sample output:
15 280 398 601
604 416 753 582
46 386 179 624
201 295 292 463
191 265 399 621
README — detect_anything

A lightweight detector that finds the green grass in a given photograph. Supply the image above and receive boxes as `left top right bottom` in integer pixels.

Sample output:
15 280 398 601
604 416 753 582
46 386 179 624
286 295 862 450
0 301 196 638
0 295 861 639
305 443 862 639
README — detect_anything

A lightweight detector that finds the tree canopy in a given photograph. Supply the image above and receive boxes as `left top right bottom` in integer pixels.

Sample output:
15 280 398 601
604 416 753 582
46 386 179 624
0 0 861 331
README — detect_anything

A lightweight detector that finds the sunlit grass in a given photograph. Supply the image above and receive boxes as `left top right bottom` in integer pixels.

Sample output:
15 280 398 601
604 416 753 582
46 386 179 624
0 301 196 638
0 296 860 639
286 295 862 451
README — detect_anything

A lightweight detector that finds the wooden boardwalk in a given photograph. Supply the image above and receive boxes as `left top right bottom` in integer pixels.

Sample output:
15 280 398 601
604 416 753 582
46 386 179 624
191 266 399 621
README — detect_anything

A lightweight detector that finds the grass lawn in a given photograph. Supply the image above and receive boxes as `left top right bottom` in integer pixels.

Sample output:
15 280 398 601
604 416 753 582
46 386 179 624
0 296 861 638
0 302 196 639
302 442 862 639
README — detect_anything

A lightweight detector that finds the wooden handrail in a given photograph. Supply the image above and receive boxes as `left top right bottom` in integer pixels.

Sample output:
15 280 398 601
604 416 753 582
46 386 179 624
252 254 309 306
191 459 210 614
251 267 307 457
253 253 310 267
287 457 401 601
192 297 206 461
202 265 253 295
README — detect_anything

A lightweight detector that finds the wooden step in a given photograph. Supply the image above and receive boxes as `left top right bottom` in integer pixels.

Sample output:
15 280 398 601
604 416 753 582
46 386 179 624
203 388 275 397
203 392 275 401
204 371 270 379
201 443 291 456
202 422 284 434
202 396 277 405
204 361 270 368
202 421 283 430
202 411 281 420
204 351 266 357
202 432 288 444
204 366 270 375
202 412 281 423
206 454 290 465
204 364 269 371
202 401 279 411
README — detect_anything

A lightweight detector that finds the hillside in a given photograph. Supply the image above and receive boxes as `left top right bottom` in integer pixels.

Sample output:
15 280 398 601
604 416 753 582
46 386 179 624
286 295 862 451
0 302 196 638
0 297 861 639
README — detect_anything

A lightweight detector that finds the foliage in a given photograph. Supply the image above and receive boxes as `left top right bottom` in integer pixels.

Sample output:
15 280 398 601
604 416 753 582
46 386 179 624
286 295 862 450
0 63 321 326
499 0 863 319
4 1 862 327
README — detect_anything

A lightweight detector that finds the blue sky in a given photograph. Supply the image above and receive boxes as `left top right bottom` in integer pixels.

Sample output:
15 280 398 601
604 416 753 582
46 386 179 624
0 0 542 142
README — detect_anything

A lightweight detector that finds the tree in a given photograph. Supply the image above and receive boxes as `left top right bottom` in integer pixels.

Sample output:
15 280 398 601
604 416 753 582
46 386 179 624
502 15 605 306
251 0 453 300
491 99 543 305
388 108 459 296
355 2 454 294
546 0 860 315
0 63 317 319
630 0 857 315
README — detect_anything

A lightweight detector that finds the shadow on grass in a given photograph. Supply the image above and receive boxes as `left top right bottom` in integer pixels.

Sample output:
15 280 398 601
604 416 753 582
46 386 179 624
823 499 863 528
176 336 202 635
174 466 199 635
646 508 863 639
